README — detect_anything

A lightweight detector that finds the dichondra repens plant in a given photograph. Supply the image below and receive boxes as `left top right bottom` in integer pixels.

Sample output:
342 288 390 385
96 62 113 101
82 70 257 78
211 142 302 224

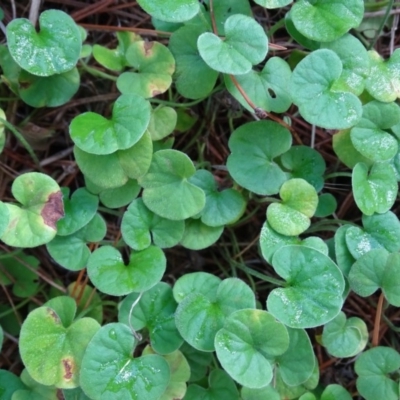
1 0 400 399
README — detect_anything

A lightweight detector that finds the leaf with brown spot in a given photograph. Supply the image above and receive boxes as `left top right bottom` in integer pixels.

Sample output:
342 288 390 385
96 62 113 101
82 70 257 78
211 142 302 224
42 191 64 229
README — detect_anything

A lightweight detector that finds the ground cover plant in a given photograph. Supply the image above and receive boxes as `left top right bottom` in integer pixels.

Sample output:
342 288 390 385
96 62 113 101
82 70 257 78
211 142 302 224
0 0 400 399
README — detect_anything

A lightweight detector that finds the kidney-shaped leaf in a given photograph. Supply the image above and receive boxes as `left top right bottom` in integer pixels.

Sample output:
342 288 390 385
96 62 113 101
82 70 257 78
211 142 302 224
290 49 362 129
136 0 200 23
139 149 206 220
227 120 292 195
70 94 151 155
119 282 183 355
197 14 268 75
267 245 345 328
267 178 318 236
1 172 64 248
19 299 100 388
290 0 364 42
80 323 170 400
215 309 289 389
355 346 400 400
322 311 368 358
6 10 81 76
87 245 166 296
175 278 256 351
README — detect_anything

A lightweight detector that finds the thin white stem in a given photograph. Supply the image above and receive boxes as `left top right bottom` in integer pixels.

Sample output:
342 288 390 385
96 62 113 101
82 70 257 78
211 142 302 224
29 0 41 25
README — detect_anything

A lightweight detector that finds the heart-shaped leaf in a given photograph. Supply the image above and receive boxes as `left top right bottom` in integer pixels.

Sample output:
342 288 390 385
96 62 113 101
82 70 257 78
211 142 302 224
189 169 246 227
345 211 400 259
290 49 362 129
119 282 183 354
365 49 400 102
169 24 219 99
197 14 268 75
19 298 100 388
290 0 364 42
74 131 153 189
260 221 328 264
136 0 200 23
80 323 170 399
215 309 289 388
93 179 140 209
6 10 81 76
47 213 106 271
87 245 166 296
117 41 175 98
139 149 206 220
352 162 397 215
1 172 64 248
175 278 255 351
321 34 370 96
70 94 151 155
224 57 292 113
349 249 400 306
279 146 326 191
267 178 318 236
227 120 292 195
267 245 345 328
0 253 39 297
322 311 368 358
355 347 400 400
180 219 224 250
147 106 177 141
18 68 80 108
184 369 240 400
350 101 400 162
56 188 98 236
121 198 185 250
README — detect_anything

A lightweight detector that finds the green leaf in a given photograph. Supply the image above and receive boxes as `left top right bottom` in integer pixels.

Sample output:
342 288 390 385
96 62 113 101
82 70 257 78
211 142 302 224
321 385 352 400
62 387 91 400
97 179 141 209
227 121 292 195
0 201 10 239
197 14 268 75
279 146 326 191
74 131 153 189
6 10 81 76
350 101 400 162
322 311 368 357
173 272 221 304
321 34 370 96
180 219 224 250
46 213 106 271
0 370 25 399
147 106 177 141
241 386 280 400
142 347 190 400
254 0 291 8
285 13 320 51
19 300 100 388
334 225 356 277
121 198 184 250
56 188 98 236
139 149 206 220
136 0 200 23
290 0 364 42
267 178 318 236
70 94 151 155
365 49 400 102
267 245 345 328
355 347 400 400
352 162 397 215
1 172 64 248
119 282 183 355
215 309 289 388
315 193 337 218
274 328 315 386
290 49 362 129
87 245 166 296
224 57 292 113
12 369 58 400
345 211 400 259
80 323 170 399
169 24 219 99
180 342 213 382
18 68 80 107
175 278 255 351
117 41 175 98
0 253 40 297
184 369 240 400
